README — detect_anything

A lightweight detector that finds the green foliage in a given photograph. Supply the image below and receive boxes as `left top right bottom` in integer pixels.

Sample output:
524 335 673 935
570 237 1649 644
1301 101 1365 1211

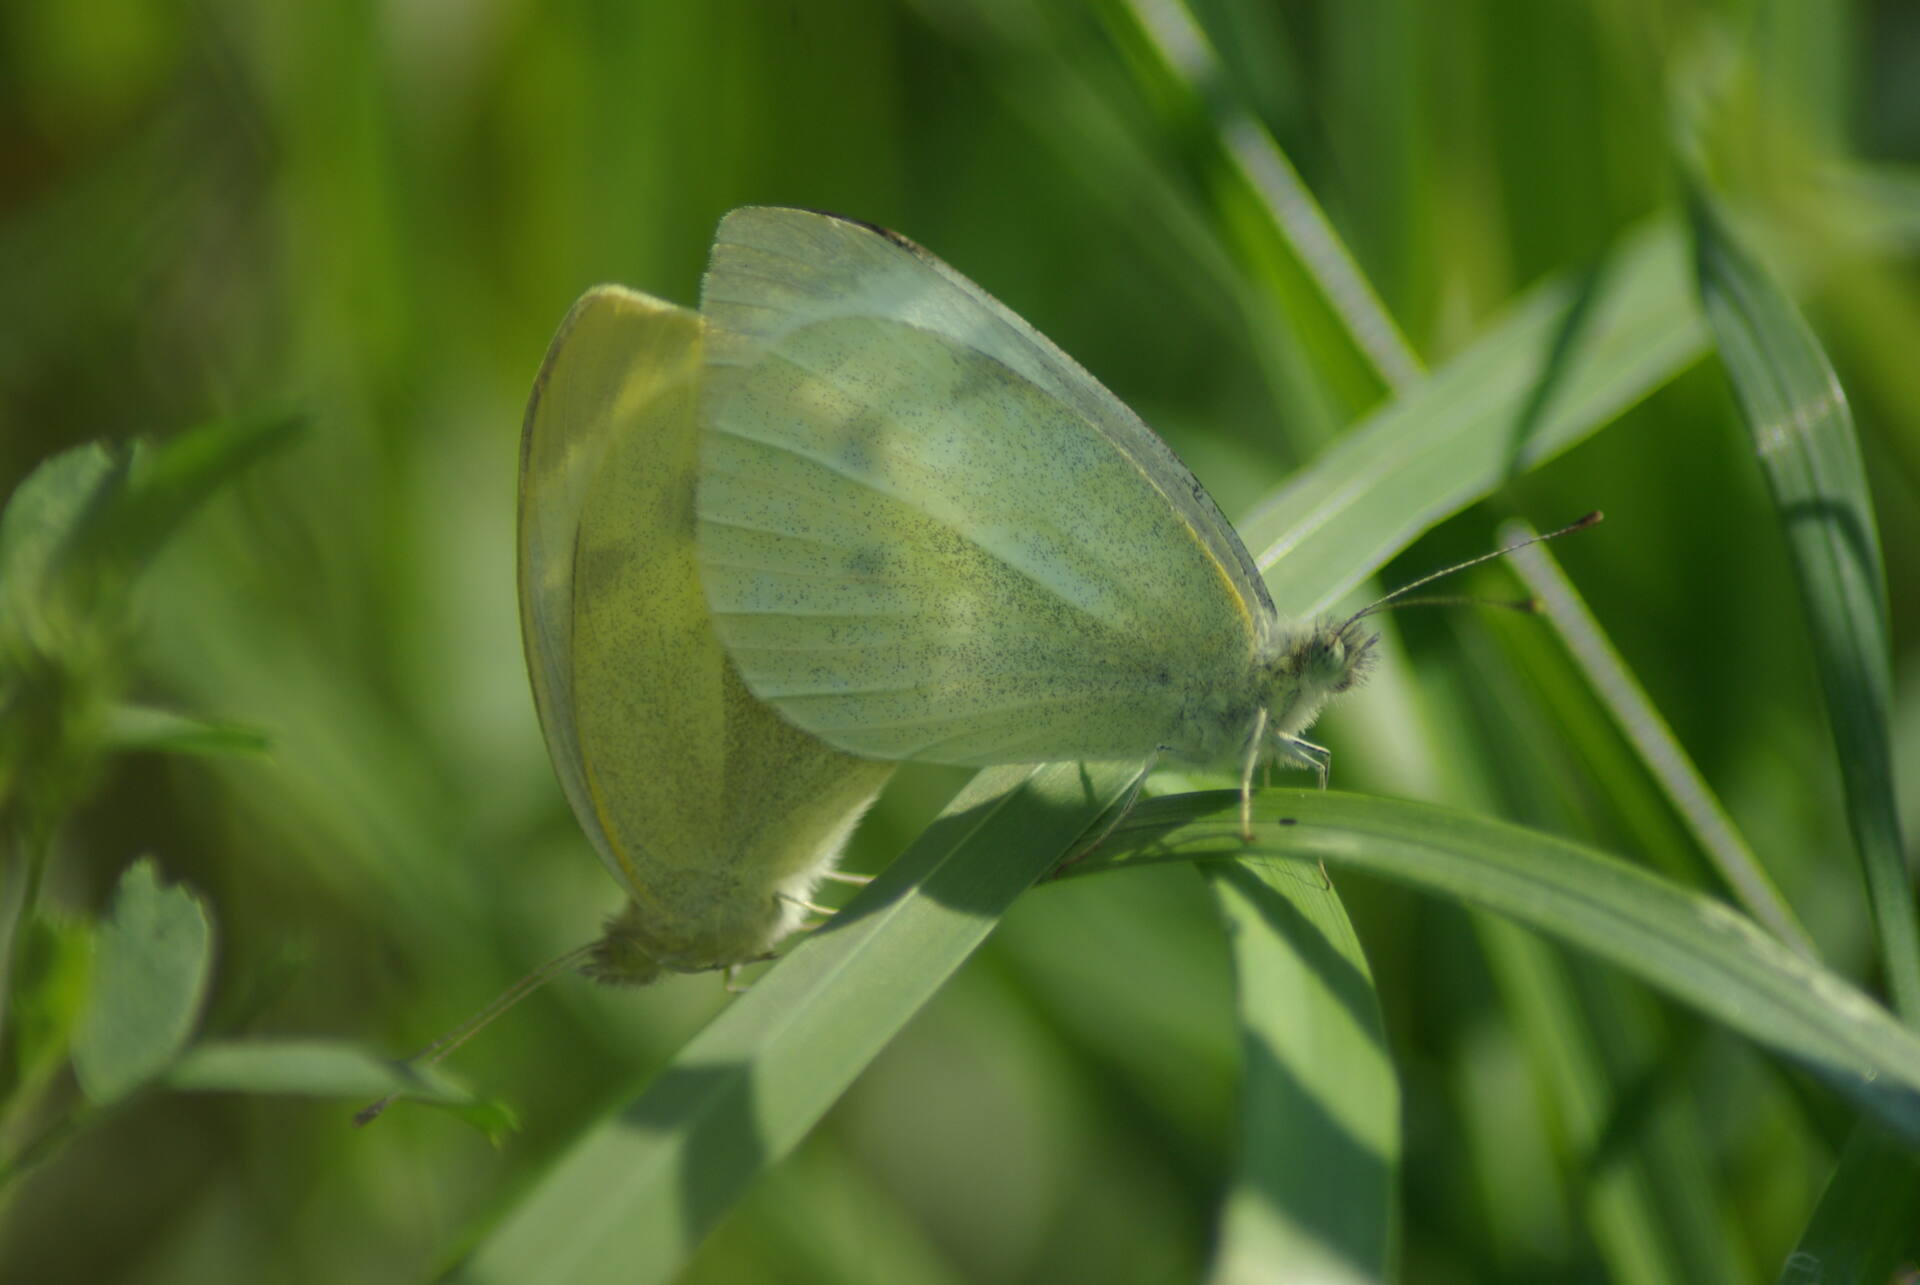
1689 185 1918 1021
72 859 212 1105
0 420 298 844
1203 857 1396 1285
3 2 1918 1282
452 763 1137 1285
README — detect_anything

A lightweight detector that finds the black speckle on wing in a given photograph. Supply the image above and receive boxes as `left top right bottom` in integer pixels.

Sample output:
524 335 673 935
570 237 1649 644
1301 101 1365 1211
787 205 924 255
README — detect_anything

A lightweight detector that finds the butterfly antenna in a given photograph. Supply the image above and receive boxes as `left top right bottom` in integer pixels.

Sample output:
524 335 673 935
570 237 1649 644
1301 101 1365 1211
1370 593 1541 615
1345 512 1601 629
354 942 596 1126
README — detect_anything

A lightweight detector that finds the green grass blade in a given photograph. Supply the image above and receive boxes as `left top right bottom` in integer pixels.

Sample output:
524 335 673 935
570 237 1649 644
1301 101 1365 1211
1827 163 1920 253
1178 211 1706 1281
1449 616 1749 1282
92 414 306 579
1098 0 1422 405
1688 188 1919 1023
1202 860 1397 1285
1042 19 1422 1274
920 0 1347 443
449 761 1134 1285
102 704 270 758
1775 1121 1920 1283
167 1037 511 1135
1242 216 1706 617
1501 522 1814 954
1071 791 1920 1146
1474 920 1692 1285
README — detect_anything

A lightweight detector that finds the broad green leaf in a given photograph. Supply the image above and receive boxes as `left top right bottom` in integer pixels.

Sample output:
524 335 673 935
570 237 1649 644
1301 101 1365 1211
1210 208 1704 1285
1203 859 1397 1285
450 761 1135 1285
72 859 213 1104
1688 187 1918 1023
1071 791 1920 1147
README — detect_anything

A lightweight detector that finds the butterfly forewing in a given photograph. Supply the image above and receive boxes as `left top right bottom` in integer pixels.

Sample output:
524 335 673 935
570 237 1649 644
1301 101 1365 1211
702 208 1275 622
697 213 1267 766
520 285 892 968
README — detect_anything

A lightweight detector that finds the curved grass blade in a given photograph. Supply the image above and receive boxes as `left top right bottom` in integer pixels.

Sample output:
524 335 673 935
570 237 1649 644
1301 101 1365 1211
1687 187 1918 1023
1048 34 1718 1276
84 414 305 580
1069 791 1920 1147
1202 858 1397 1285
1097 0 1421 408
1775 1120 1920 1283
102 704 270 758
448 761 1134 1285
912 0 1343 444
1447 616 1749 1282
1473 919 1695 1285
1500 522 1814 955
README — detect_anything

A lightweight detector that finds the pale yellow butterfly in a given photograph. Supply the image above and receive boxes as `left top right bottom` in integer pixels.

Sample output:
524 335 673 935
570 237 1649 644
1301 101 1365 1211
519 283 894 984
360 285 899 1123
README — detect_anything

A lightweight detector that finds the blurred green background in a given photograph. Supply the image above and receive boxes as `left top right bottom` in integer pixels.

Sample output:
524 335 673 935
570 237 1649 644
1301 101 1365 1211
3 0 1918 1281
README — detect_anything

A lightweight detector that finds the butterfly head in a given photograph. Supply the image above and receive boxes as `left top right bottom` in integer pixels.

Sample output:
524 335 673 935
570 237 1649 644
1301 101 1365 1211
1261 512 1606 741
1261 617 1377 739
1302 616 1378 697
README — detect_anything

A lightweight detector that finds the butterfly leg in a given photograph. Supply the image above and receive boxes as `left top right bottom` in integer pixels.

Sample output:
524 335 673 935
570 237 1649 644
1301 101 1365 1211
1272 731 1330 789
1049 753 1157 879
1237 707 1270 842
816 870 873 886
775 893 834 936
1270 730 1332 886
777 892 837 917
722 949 784 993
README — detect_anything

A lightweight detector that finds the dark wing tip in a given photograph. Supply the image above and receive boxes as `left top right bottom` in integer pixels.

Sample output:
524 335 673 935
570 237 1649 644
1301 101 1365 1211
731 204 928 256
